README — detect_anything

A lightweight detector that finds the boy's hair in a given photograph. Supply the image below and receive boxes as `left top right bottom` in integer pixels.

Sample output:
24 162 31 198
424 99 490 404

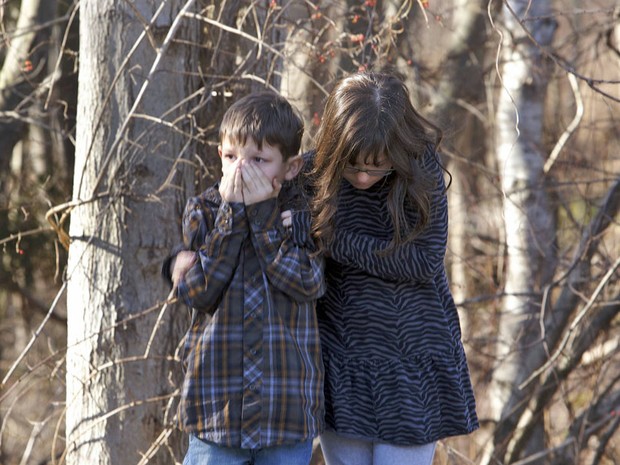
219 91 304 160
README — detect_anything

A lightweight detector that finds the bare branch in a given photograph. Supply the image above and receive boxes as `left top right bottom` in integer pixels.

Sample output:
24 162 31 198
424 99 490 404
520 257 620 390
1 282 67 387
544 72 584 173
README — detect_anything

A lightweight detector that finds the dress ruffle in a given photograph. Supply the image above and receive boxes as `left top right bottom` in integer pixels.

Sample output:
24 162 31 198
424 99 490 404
322 347 479 445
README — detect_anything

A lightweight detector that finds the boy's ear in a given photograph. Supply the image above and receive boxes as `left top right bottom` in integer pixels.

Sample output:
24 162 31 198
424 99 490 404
217 145 222 158
284 154 303 181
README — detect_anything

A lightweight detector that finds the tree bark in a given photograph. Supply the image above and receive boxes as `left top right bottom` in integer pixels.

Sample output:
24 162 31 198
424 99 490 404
483 1 557 464
0 0 57 190
65 1 199 464
281 0 342 142
425 0 489 333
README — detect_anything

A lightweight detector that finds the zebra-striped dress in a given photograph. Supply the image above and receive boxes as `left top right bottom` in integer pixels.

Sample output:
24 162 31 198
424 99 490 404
317 151 479 445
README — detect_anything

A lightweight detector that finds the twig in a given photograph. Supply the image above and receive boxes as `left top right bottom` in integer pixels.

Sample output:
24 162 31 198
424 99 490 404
503 1 620 103
183 11 328 96
544 72 584 173
590 416 620 465
1 282 67 387
136 425 176 465
45 194 109 250
143 289 177 358
0 226 53 246
44 0 79 110
56 391 179 465
509 401 619 465
19 421 44 465
519 256 620 390
415 0 430 25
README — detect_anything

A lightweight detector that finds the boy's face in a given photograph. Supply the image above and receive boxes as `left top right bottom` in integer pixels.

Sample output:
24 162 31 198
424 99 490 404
218 137 300 184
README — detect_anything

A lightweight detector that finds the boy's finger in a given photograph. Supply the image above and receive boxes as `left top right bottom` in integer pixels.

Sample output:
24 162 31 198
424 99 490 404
219 163 235 194
241 163 261 192
233 171 240 195
244 162 271 189
234 166 244 197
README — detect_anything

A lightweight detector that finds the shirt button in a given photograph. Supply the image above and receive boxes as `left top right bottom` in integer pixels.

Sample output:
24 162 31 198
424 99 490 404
250 348 258 356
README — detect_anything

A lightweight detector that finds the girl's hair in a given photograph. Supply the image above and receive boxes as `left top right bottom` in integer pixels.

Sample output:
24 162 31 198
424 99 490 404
219 91 304 160
311 71 445 252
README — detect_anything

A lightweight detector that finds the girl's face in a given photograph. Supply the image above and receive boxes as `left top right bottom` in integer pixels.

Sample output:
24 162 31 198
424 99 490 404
342 156 393 190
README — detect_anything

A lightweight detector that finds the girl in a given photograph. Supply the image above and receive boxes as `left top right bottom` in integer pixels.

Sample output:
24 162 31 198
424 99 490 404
310 72 479 465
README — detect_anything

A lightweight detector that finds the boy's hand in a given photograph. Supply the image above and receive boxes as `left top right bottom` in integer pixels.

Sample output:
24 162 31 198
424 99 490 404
172 251 197 289
219 160 244 203
241 161 280 205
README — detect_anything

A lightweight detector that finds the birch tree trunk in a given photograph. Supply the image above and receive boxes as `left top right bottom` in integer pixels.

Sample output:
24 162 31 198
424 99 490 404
65 1 199 464
482 1 557 464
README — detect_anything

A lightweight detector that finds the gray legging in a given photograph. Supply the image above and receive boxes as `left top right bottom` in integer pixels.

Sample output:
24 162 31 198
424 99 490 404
320 430 436 465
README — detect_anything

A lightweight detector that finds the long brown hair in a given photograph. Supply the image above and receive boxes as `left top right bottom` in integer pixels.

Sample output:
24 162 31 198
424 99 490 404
311 71 445 253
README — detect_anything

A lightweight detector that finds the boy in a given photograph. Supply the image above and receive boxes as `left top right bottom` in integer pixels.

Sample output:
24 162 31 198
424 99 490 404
165 92 324 465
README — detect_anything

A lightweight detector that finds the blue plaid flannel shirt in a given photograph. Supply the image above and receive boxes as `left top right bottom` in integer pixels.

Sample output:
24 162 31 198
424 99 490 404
174 182 325 449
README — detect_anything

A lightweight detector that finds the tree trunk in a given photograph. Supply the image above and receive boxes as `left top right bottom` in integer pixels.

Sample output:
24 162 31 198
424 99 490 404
280 1 342 143
0 0 57 190
482 1 557 464
425 0 489 333
65 1 199 464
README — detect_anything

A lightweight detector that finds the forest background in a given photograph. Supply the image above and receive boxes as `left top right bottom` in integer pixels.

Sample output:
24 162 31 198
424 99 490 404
0 0 618 464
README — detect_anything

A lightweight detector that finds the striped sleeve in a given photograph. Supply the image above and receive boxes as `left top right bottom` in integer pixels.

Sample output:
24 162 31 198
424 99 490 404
330 163 448 283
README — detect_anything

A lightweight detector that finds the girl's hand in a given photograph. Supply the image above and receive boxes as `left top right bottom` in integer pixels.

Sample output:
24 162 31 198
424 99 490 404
281 210 292 228
241 161 280 205
219 161 244 203
171 251 197 289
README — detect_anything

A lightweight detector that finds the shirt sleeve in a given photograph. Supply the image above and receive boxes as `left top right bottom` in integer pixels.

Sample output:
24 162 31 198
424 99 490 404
329 161 448 283
177 200 248 310
246 199 325 302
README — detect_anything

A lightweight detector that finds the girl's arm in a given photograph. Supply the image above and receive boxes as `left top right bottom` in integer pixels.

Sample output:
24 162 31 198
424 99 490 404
248 199 324 302
177 197 248 310
330 165 449 283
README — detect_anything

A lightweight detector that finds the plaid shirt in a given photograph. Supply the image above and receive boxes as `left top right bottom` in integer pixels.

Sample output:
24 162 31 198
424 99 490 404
175 184 325 449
